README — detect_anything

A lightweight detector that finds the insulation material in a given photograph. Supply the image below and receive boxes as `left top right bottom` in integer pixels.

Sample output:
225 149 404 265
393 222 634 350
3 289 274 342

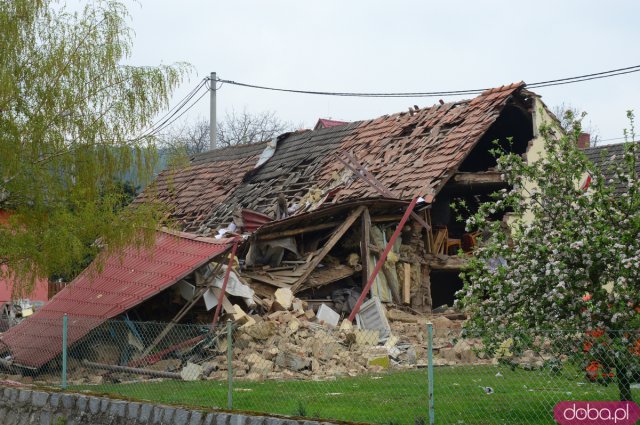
245 237 299 267
207 266 256 309
370 225 404 303
369 253 392 302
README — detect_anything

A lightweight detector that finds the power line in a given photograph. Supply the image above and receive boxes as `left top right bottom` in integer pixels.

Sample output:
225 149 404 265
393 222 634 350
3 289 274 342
137 78 208 139
146 88 209 137
216 65 640 98
596 136 627 143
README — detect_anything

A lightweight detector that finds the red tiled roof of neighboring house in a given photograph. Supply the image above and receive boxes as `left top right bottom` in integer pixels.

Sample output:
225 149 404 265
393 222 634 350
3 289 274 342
0 229 231 368
139 83 528 233
584 141 640 195
314 118 349 130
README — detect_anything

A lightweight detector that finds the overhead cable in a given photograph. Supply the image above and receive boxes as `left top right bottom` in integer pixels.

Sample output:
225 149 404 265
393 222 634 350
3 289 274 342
215 65 640 98
138 78 208 139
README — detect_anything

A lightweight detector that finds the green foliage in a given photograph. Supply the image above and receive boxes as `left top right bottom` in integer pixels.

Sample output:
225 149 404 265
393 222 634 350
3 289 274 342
0 0 189 291
457 110 640 400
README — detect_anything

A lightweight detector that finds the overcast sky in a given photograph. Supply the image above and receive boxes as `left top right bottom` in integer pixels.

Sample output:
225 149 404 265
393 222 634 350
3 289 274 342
114 0 639 143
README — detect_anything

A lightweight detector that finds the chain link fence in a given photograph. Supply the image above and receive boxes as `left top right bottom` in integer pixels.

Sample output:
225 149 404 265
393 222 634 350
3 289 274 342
0 315 638 425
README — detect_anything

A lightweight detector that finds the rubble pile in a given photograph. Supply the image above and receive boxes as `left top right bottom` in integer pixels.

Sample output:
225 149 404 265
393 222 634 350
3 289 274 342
0 297 486 385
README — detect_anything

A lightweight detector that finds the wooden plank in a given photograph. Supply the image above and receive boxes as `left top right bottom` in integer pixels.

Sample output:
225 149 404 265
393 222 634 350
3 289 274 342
242 272 292 288
256 221 339 241
371 214 404 223
300 265 355 291
246 280 277 299
361 207 371 289
270 269 306 277
424 209 434 254
450 171 505 186
403 263 412 305
266 274 297 284
290 206 366 293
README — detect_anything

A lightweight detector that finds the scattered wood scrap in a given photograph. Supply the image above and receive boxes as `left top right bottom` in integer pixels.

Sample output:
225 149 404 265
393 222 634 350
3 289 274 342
300 265 355 291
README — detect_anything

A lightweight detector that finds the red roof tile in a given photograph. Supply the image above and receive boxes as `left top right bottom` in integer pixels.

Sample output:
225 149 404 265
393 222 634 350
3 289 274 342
314 118 349 130
140 83 528 233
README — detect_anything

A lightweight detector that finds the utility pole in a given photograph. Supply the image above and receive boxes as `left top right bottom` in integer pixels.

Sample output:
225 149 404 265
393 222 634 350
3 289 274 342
210 72 217 150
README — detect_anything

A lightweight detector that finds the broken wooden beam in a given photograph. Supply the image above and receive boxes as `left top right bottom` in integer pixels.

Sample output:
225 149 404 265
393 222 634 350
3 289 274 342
425 254 469 270
241 272 293 288
403 263 411 305
303 265 355 290
449 171 506 187
138 285 208 359
290 206 366 293
361 207 371 290
255 221 339 241
83 360 182 379
338 151 431 230
348 197 418 322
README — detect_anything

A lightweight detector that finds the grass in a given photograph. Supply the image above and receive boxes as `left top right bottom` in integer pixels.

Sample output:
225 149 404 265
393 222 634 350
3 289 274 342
72 364 639 425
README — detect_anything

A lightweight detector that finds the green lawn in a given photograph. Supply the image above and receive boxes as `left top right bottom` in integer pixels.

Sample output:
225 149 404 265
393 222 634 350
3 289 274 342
72 364 639 425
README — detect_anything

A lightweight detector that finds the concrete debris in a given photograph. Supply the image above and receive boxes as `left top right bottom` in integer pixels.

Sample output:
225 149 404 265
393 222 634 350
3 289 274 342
180 362 204 381
273 288 294 311
275 351 310 372
316 304 340 327
0 304 497 386
232 305 256 328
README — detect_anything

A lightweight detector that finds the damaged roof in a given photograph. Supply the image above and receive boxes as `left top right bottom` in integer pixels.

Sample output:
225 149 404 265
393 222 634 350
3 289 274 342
135 142 268 230
142 83 528 233
0 230 231 369
584 141 640 195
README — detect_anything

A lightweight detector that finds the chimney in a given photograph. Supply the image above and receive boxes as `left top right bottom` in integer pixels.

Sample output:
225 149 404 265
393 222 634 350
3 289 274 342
577 132 590 149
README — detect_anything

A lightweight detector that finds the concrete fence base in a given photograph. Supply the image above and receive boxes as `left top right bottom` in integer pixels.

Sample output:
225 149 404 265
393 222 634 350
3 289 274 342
0 386 338 425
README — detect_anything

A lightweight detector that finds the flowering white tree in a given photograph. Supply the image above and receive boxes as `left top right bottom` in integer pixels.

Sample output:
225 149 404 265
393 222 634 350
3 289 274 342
457 112 640 401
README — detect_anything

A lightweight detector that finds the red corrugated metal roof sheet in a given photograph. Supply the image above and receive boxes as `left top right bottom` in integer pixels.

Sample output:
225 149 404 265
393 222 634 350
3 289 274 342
0 229 231 369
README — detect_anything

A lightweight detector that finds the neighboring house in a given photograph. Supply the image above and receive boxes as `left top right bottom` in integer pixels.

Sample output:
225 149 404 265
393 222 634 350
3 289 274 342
314 118 348 130
583 139 640 193
0 210 49 306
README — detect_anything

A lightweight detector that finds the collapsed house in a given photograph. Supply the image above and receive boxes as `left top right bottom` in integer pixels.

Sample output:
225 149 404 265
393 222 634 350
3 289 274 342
0 82 558 379
137 81 542 312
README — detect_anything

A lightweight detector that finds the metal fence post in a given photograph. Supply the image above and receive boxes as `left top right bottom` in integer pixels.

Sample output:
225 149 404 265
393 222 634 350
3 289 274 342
62 313 68 389
227 319 233 410
427 322 434 425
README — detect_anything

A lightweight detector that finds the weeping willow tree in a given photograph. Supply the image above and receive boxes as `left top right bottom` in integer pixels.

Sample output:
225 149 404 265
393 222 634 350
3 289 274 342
0 0 189 293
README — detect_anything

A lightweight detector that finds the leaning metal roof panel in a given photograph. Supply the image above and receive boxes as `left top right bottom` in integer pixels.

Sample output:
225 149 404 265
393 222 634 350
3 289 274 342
0 230 230 369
